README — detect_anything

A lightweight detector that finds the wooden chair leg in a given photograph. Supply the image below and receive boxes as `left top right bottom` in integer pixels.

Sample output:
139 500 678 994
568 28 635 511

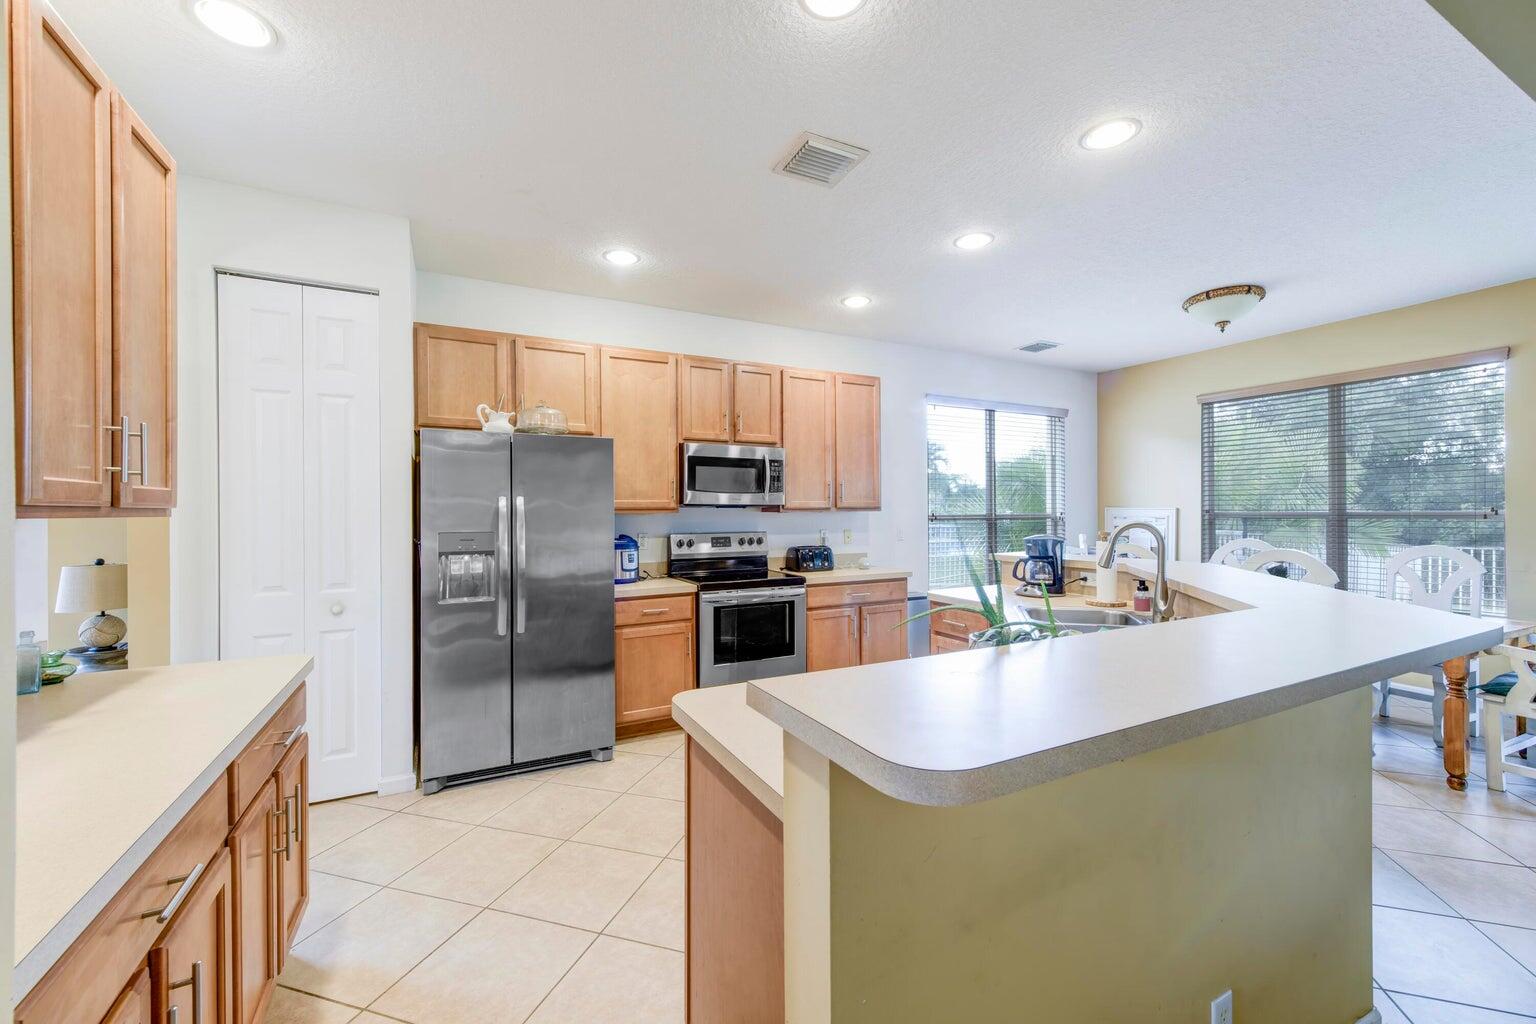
1442 656 1469 791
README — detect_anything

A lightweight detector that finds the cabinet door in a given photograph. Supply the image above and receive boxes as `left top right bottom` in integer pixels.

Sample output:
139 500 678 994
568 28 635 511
677 355 731 442
150 848 234 1024
601 347 679 511
514 335 600 435
834 374 880 509
413 323 513 429
274 734 309 968
806 606 858 672
111 93 176 509
616 619 694 726
858 601 908 665
103 968 152 1024
732 363 781 445
930 632 969 655
229 778 278 1024
780 369 834 510
12 0 114 509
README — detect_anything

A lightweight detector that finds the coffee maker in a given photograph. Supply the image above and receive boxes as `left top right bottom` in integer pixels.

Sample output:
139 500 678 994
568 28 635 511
1012 534 1065 595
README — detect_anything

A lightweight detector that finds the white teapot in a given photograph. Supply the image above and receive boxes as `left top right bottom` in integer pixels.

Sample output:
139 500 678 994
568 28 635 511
476 404 515 434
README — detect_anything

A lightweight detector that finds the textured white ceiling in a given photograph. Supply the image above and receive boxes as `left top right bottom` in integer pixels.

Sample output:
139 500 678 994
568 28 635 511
54 0 1536 370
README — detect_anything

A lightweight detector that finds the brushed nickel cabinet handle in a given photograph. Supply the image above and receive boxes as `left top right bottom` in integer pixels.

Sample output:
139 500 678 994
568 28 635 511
170 959 204 1024
848 592 871 599
138 421 150 483
272 806 290 858
942 618 967 630
283 794 298 861
641 608 667 616
142 862 205 922
839 482 845 505
293 781 304 845
104 417 125 475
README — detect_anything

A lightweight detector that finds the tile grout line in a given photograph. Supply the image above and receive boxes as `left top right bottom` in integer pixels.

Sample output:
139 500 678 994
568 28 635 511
1381 986 1536 1020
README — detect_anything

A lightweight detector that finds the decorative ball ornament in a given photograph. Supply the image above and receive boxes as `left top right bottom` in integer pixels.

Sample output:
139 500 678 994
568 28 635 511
78 612 127 649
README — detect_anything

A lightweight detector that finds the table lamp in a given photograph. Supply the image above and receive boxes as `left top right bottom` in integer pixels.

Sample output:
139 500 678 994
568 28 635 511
55 559 129 650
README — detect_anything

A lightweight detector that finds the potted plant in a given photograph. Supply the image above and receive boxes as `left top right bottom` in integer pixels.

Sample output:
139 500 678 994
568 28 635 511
899 555 1067 648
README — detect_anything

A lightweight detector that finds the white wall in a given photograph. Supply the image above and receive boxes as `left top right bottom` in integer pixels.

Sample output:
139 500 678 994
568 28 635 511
174 177 417 792
415 272 1099 590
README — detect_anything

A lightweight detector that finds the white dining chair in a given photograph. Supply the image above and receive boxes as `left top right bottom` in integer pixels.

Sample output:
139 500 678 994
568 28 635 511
1480 645 1536 791
1114 541 1155 560
1375 546 1484 745
1238 548 1340 587
1208 537 1274 568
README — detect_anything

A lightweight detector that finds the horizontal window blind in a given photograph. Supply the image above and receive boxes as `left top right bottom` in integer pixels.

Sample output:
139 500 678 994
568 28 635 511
928 400 1066 588
1201 359 1506 614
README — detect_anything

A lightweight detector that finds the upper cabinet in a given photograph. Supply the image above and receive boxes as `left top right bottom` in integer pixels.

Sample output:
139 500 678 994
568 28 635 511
601 346 679 512
678 355 731 443
413 323 513 429
834 373 881 509
781 368 834 510
732 362 781 445
11 0 176 516
514 335 600 435
12 0 114 511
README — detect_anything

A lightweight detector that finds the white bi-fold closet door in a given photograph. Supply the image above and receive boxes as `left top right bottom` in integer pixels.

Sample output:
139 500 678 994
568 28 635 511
217 273 382 801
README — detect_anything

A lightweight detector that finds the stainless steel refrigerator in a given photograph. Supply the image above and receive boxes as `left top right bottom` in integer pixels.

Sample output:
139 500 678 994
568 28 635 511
416 429 615 794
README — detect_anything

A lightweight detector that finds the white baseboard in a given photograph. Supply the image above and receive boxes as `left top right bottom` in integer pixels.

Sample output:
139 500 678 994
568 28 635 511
1355 1009 1382 1024
377 771 417 796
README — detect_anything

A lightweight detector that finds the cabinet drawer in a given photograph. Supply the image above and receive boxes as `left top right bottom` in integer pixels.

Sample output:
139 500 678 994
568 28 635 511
228 683 306 825
615 594 693 627
930 632 971 655
929 604 989 639
15 775 229 1024
805 579 905 609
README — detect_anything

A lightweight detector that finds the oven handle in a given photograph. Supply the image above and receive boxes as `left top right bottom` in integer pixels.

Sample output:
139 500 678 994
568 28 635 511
700 589 806 605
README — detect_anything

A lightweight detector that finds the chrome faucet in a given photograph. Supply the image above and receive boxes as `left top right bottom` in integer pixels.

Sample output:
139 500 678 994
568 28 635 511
1097 522 1175 622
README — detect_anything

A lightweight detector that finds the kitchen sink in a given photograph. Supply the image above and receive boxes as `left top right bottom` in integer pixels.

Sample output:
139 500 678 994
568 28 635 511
1020 607 1151 630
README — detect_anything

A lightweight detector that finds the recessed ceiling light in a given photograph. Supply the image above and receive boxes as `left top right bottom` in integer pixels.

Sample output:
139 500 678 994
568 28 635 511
801 0 866 18
602 248 641 267
953 231 995 251
1079 118 1141 151
192 0 275 48
840 294 872 309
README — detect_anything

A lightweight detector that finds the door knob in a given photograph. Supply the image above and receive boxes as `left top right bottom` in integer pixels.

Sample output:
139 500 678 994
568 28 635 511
330 603 344 616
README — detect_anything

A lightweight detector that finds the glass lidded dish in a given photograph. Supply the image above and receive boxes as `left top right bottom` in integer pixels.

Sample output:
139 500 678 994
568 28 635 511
514 402 569 435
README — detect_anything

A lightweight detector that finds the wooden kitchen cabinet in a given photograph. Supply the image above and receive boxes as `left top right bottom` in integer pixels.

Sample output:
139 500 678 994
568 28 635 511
806 605 858 672
834 373 881 509
112 93 177 510
229 778 277 1024
514 335 600 435
781 368 835 510
150 848 234 1024
275 734 309 965
12 0 114 511
858 601 907 665
928 601 988 654
102 968 152 1024
732 363 781 445
678 355 733 442
615 595 695 735
414 323 513 429
602 346 680 511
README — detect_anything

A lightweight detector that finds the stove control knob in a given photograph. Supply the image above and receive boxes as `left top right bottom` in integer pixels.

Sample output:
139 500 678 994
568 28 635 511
756 537 764 545
738 537 747 546
686 539 695 548
675 539 684 548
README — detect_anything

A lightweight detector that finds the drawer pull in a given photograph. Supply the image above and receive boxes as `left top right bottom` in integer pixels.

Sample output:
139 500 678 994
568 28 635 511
942 619 967 630
170 959 204 1024
640 608 668 616
848 592 871 599
142 862 204 922
266 727 298 747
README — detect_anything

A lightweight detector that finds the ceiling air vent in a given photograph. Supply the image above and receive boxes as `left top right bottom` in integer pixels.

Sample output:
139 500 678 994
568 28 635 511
1017 341 1059 354
773 132 869 188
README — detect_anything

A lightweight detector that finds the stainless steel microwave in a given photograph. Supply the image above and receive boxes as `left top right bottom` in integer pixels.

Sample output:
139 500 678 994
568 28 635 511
680 442 785 507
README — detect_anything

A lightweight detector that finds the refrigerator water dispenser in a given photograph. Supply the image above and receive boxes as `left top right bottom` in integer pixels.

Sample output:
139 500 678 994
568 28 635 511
437 532 497 603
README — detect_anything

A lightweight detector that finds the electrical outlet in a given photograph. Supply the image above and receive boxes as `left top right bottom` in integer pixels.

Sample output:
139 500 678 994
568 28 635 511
819 530 828 546
1211 990 1233 1024
842 528 853 544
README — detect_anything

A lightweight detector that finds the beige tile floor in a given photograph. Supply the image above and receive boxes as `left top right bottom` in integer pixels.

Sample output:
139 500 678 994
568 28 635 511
277 700 1536 1023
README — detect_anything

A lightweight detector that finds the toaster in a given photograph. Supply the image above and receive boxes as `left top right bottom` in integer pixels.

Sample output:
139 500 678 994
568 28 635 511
785 545 835 572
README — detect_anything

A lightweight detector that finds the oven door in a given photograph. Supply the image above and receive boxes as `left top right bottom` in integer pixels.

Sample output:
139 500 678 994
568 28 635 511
697 588 807 686
681 443 784 506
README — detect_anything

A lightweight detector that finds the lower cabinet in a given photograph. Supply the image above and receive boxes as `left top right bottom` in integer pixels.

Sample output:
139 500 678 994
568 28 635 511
928 602 989 655
150 849 234 1024
230 778 278 1024
615 594 696 737
103 968 152 1024
805 581 909 671
275 734 310 964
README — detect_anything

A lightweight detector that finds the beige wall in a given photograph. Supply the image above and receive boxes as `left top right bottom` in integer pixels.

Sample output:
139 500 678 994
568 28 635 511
36 519 171 668
1098 277 1535 619
783 692 1372 1022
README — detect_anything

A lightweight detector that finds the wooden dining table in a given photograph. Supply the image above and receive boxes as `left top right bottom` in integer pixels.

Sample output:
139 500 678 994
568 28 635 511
1440 619 1536 790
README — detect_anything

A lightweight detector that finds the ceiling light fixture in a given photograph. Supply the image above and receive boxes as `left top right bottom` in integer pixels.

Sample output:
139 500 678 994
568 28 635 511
801 0 867 19
840 294 872 309
602 248 641 267
1182 284 1266 333
1079 118 1140 151
953 231 995 251
192 0 275 48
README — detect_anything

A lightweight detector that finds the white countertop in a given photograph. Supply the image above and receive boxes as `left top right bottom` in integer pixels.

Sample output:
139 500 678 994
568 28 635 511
745 560 1502 807
13 655 313 1003
615 576 697 598
671 684 784 819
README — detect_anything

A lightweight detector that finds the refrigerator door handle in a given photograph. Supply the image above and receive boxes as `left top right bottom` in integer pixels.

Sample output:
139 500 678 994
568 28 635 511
514 494 528 635
496 495 511 637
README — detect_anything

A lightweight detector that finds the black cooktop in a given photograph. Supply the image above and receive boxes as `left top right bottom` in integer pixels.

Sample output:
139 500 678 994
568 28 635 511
666 559 805 592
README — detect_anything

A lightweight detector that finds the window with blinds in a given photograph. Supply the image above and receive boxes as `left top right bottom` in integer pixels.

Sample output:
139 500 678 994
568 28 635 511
1201 358 1506 614
927 398 1067 587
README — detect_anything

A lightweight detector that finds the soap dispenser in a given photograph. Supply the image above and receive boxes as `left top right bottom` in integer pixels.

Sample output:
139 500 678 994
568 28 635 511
1132 579 1152 614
